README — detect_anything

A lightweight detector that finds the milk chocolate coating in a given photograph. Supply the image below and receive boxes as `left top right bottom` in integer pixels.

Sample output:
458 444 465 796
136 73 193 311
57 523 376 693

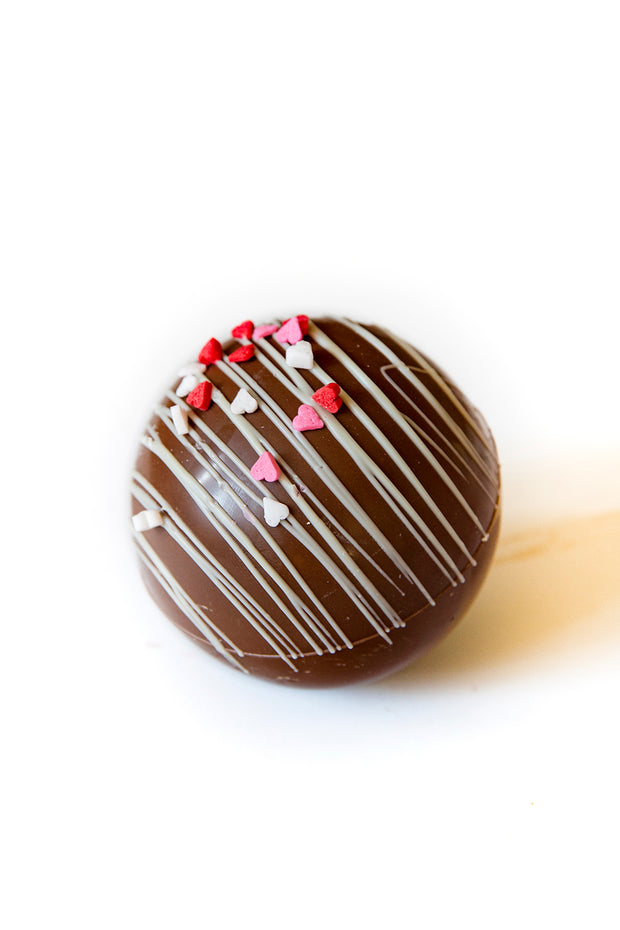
131 318 501 687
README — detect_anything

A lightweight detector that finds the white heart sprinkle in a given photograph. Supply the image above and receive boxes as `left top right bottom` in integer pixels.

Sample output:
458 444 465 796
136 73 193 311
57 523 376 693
176 374 199 397
170 404 189 435
178 361 206 377
263 497 289 527
230 388 258 415
132 509 164 532
286 341 313 370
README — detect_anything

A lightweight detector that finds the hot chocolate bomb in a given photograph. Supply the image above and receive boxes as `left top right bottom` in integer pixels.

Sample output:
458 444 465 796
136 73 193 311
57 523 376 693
131 316 501 687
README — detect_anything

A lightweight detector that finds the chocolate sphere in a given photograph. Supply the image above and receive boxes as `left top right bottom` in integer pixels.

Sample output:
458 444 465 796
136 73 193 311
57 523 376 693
131 317 501 686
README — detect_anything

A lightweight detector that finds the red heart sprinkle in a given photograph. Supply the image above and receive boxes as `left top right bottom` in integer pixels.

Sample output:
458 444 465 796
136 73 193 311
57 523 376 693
231 320 254 339
296 315 309 335
186 380 212 411
228 344 255 363
275 317 304 345
292 404 324 432
250 451 281 482
312 382 342 413
198 338 223 365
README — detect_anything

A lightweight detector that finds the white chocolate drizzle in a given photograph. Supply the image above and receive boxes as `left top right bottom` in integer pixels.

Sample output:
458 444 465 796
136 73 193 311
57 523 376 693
132 476 305 669
309 323 486 540
132 318 499 671
211 355 435 592
153 402 402 641
254 339 466 582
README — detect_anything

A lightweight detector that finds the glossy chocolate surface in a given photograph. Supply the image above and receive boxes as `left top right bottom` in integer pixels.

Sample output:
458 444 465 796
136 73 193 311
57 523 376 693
131 317 501 686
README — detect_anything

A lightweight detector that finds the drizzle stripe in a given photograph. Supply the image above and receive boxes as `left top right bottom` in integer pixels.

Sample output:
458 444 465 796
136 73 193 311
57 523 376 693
310 322 487 541
132 477 306 664
256 339 467 581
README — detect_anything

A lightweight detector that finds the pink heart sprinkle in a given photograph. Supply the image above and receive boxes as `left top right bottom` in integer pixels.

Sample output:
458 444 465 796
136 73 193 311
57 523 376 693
250 451 281 482
253 323 279 339
275 318 304 345
292 404 324 432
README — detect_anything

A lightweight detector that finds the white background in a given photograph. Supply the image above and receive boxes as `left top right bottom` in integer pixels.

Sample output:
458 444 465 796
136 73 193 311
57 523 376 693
1 2 619 928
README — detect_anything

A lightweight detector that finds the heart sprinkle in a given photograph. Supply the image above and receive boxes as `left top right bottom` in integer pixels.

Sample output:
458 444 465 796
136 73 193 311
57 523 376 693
312 382 342 413
250 451 281 482
253 323 279 339
198 338 223 365
231 320 254 339
228 344 255 363
170 404 190 435
230 388 258 415
132 509 164 532
282 314 309 335
186 381 213 411
275 317 304 345
285 341 313 369
263 497 289 527
176 374 199 397
292 404 324 432
178 361 206 377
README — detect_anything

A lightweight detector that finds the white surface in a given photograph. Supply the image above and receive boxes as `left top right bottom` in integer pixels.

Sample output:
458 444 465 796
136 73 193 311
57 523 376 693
1 3 619 928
